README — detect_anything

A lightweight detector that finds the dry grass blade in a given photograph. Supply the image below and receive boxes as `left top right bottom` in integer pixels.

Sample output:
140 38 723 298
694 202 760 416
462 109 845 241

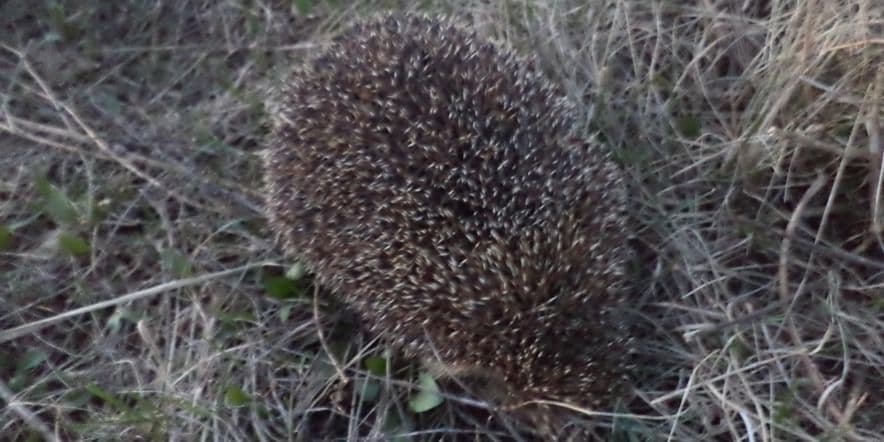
2 45 208 211
0 379 59 442
0 261 275 344
777 173 852 427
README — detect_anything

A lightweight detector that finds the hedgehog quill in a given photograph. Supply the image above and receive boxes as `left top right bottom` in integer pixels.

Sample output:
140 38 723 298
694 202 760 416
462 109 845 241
263 13 634 429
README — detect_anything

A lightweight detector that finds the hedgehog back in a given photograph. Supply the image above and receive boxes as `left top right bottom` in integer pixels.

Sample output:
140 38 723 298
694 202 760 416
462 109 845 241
265 14 632 409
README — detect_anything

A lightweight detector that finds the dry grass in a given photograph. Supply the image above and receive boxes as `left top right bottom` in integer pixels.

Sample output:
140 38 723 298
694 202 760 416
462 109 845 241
1 0 882 440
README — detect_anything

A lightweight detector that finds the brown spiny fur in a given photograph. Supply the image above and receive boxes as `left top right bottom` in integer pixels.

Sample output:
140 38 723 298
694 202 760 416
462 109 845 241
263 13 634 433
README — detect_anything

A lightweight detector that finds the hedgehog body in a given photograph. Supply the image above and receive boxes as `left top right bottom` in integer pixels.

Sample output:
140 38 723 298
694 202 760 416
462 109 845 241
264 13 632 415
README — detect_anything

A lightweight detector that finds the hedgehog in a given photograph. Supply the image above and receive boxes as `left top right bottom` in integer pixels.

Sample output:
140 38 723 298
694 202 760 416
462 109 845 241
263 12 634 431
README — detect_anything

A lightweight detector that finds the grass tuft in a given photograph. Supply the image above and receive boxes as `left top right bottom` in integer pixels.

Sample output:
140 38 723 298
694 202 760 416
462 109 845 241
1 0 882 440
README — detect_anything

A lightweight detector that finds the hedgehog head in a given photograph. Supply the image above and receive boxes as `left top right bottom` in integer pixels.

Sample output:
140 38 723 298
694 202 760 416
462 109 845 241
410 228 633 411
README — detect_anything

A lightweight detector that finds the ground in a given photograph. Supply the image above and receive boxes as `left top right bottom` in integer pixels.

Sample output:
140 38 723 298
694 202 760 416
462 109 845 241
1 0 882 441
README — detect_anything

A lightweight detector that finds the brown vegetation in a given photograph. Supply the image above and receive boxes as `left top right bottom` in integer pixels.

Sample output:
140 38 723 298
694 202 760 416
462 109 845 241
1 0 881 440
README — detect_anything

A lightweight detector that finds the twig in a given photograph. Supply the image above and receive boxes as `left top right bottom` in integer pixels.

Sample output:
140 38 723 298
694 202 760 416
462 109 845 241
866 70 883 238
0 118 263 205
650 353 787 405
777 173 848 424
772 128 873 161
524 399 681 422
0 261 276 344
1 45 207 210
313 284 348 383
98 41 319 54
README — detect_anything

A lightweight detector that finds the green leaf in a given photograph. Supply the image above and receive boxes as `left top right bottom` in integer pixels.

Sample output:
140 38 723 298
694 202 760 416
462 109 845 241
8 373 27 392
161 249 192 277
64 388 93 408
47 1 81 42
292 0 314 15
35 177 79 225
285 262 307 281
0 351 12 373
17 350 48 372
223 385 251 407
263 275 300 299
363 355 387 376
216 311 256 327
383 410 412 442
278 304 294 322
58 233 90 256
94 91 123 116
676 116 701 138
0 224 11 250
106 308 144 334
408 372 443 413
47 2 67 34
358 379 380 403
650 72 671 90
86 383 127 411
